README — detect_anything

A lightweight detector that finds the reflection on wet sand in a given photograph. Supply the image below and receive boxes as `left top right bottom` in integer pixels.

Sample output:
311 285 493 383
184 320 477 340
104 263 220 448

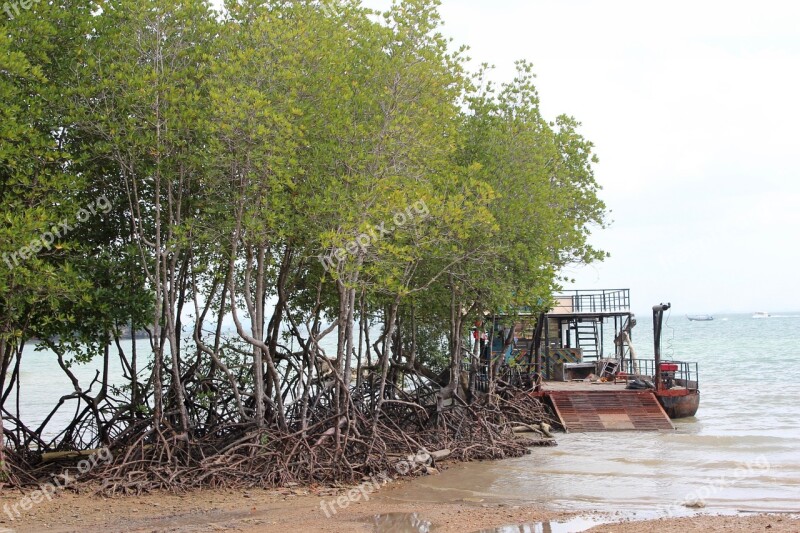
475 516 609 533
370 512 608 533
372 512 431 532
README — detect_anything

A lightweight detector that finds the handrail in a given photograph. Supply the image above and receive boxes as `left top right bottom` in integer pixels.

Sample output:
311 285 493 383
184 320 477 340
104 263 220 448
555 289 631 313
621 358 699 392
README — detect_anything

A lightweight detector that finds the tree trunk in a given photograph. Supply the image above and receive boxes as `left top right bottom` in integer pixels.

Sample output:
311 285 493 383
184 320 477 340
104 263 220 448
252 245 267 427
373 297 400 427
355 289 366 389
343 285 357 389
0 336 7 479
443 276 465 400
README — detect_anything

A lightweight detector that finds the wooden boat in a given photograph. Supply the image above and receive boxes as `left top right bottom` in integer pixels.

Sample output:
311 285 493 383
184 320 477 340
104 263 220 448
657 388 700 418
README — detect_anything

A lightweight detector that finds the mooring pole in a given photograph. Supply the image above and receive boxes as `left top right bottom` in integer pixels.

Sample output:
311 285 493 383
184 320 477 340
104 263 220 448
652 302 671 390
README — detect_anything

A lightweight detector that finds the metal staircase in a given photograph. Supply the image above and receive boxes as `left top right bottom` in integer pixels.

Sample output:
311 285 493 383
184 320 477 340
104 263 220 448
575 320 600 359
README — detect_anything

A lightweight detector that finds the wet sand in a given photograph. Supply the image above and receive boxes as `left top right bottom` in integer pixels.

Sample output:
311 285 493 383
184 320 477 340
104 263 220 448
0 482 564 532
1 479 798 533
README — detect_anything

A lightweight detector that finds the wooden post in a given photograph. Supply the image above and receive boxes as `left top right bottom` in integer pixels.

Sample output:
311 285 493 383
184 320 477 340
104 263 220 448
624 332 639 375
543 316 550 380
0 337 7 481
652 303 671 391
531 312 545 384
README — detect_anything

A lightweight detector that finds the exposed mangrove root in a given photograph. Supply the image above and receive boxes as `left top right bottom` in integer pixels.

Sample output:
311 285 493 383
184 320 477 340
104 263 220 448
0 446 37 489
3 354 559 494
62 387 556 494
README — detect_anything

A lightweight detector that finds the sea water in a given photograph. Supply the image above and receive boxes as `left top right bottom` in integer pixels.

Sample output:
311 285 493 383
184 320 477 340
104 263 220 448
9 314 800 513
382 313 800 514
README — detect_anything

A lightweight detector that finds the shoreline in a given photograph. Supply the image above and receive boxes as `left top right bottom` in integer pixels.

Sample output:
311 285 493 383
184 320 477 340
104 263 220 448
1 479 798 533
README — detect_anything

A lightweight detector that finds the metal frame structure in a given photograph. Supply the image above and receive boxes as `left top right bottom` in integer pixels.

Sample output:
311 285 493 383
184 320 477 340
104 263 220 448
537 289 634 380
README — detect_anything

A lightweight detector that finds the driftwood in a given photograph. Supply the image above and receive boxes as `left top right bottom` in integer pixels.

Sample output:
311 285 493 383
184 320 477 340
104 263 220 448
512 423 544 435
40 449 104 463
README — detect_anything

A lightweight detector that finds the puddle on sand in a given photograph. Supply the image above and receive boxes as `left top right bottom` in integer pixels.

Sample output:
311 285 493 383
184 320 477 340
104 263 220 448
371 513 606 533
372 512 432 532
473 516 609 533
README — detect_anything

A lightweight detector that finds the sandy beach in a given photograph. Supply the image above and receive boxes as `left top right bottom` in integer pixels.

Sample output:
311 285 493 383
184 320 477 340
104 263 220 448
1 479 798 533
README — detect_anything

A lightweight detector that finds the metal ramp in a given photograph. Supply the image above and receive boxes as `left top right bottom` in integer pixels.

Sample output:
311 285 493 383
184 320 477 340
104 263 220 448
548 390 674 432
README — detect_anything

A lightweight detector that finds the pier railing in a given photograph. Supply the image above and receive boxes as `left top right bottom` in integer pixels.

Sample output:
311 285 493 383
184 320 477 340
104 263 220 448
553 289 631 314
622 359 699 391
463 359 535 393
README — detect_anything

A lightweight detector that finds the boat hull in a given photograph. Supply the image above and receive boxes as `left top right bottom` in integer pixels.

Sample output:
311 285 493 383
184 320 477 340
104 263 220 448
687 315 713 321
656 391 699 419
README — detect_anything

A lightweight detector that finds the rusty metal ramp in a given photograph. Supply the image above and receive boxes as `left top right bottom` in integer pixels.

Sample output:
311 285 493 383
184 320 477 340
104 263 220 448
548 390 674 432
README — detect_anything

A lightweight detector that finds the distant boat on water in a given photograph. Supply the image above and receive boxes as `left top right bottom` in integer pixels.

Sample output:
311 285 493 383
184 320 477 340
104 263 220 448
752 312 770 319
687 315 714 322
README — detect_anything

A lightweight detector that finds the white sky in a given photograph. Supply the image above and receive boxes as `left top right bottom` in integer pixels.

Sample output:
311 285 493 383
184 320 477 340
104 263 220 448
358 0 800 314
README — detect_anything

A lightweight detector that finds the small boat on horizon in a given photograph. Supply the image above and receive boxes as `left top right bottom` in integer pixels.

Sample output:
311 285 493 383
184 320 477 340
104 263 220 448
687 314 714 321
753 312 770 319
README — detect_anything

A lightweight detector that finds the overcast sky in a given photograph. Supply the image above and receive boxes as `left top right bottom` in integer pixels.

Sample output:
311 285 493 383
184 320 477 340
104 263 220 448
358 0 800 314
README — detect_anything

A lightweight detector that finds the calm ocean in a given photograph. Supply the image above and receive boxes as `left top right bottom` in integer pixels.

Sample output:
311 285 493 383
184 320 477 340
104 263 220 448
11 313 800 513
383 313 800 514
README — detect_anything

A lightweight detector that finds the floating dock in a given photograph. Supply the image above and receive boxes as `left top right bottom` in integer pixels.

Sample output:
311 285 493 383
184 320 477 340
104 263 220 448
479 289 698 431
535 382 674 432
